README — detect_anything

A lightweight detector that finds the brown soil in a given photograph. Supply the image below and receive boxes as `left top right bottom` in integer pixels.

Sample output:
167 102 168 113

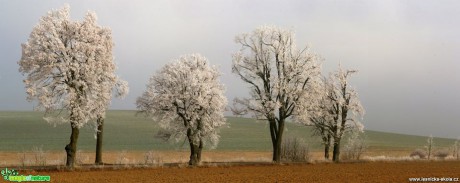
9 161 459 183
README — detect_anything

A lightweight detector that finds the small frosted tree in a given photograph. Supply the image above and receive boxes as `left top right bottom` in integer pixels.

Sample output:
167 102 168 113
327 65 365 162
232 25 321 163
136 54 227 166
297 64 365 162
328 66 364 162
18 5 128 168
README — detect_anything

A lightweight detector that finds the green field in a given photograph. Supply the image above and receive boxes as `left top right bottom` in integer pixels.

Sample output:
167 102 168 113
0 111 456 152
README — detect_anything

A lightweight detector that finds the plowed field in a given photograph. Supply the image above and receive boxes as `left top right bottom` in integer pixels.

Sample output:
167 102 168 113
18 161 460 183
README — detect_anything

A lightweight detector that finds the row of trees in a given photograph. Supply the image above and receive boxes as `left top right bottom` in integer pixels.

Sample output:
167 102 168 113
18 6 365 168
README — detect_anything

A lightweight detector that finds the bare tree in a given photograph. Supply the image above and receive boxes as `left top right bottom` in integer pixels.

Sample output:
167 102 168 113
18 5 128 168
232 25 321 162
426 135 434 160
136 54 227 166
453 138 460 160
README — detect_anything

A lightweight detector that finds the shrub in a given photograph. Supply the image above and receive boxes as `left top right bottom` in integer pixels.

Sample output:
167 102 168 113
75 150 89 165
31 145 47 166
434 149 449 159
17 151 27 167
342 132 367 161
280 137 310 162
410 149 427 159
144 150 163 166
115 150 129 165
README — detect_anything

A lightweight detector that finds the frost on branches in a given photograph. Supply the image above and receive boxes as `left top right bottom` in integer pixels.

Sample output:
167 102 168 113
297 64 365 162
232 25 321 162
18 5 128 167
136 54 227 165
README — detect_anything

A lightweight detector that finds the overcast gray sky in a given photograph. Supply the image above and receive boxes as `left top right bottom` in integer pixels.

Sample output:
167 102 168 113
1 0 459 138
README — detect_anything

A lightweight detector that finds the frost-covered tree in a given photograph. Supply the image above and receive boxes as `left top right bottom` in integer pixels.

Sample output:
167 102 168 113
297 64 364 162
301 77 334 160
232 25 321 162
136 54 227 166
18 5 128 168
230 99 248 117
326 65 364 162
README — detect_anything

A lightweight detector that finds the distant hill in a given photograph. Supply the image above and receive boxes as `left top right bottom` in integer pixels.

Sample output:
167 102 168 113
0 111 456 152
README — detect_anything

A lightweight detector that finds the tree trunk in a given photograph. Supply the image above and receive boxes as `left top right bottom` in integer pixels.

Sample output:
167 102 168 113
332 139 341 162
269 118 284 163
186 123 203 166
65 122 80 168
273 144 280 163
275 119 284 163
324 134 331 159
324 144 330 160
269 119 278 162
188 138 202 166
95 117 104 165
197 139 203 162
